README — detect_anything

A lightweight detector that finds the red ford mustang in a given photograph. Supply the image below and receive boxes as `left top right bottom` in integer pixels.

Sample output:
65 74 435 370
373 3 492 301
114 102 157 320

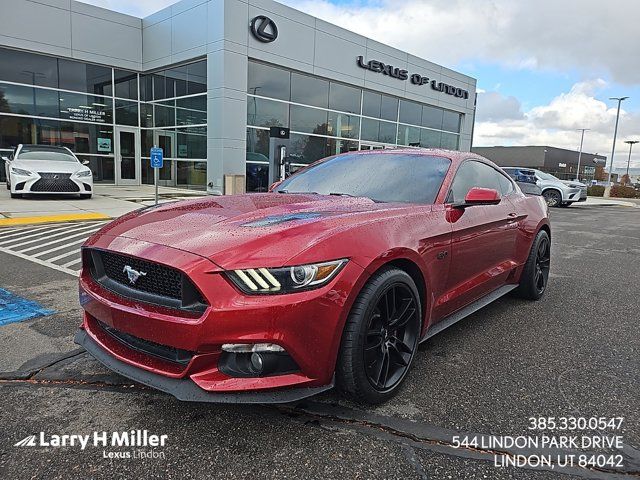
75 149 550 404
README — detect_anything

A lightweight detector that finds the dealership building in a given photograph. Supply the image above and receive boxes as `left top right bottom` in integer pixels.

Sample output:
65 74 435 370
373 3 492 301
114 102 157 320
0 0 477 193
472 146 607 182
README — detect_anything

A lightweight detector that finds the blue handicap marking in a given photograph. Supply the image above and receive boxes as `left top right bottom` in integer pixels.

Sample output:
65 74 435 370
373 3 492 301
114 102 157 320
150 147 164 169
0 287 55 326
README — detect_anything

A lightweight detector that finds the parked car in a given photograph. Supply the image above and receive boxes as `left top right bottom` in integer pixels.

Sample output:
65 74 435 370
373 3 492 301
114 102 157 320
3 144 93 199
503 167 584 207
75 150 551 404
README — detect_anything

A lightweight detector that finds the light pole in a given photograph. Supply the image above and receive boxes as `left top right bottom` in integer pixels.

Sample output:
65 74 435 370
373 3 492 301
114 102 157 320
575 128 589 181
624 140 638 180
607 96 629 184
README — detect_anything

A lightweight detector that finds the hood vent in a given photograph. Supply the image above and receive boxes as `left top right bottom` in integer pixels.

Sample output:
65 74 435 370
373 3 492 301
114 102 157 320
241 212 324 227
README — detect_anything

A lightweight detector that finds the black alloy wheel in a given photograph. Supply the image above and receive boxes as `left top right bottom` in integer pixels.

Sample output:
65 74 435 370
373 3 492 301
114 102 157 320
337 268 421 404
533 235 551 295
543 189 561 207
514 229 551 300
364 283 419 391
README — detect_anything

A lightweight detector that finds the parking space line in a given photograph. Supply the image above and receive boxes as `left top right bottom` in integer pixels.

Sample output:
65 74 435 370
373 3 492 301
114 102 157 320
18 226 102 254
36 237 93 260
1 223 101 249
0 221 109 277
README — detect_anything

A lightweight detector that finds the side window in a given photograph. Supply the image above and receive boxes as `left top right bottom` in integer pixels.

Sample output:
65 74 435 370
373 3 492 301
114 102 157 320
497 174 514 195
449 160 502 203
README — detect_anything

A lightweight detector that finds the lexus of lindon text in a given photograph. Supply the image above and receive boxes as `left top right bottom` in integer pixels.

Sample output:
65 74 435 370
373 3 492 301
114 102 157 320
75 149 551 404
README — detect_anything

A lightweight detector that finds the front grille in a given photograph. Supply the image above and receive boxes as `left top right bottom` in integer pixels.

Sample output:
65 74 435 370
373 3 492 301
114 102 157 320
84 249 208 313
97 319 194 365
31 172 79 192
101 251 182 299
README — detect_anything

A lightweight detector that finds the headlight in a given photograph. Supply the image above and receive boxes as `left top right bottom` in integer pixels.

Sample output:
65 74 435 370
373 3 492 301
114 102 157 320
11 167 33 176
75 169 92 177
228 259 348 294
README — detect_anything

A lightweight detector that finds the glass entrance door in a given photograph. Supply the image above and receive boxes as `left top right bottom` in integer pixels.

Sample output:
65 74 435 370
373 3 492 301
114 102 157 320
154 131 176 186
115 127 140 185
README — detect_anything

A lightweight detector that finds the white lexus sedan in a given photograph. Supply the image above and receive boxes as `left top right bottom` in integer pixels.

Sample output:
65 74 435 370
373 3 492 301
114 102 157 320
4 144 93 199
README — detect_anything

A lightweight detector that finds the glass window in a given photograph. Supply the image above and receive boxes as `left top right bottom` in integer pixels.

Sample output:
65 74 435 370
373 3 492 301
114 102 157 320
35 88 60 118
246 128 270 163
397 124 421 147
440 132 459 150
399 100 421 126
154 103 175 127
58 59 112 95
288 133 330 164
114 70 138 100
0 47 58 88
421 105 443 130
176 95 206 125
246 163 270 193
165 65 187 98
277 153 451 204
140 103 153 128
362 91 381 118
379 121 396 144
176 130 206 159
139 74 153 102
153 73 166 100
289 105 327 135
329 82 360 114
186 60 207 95
360 118 379 142
442 110 461 133
291 73 328 108
497 174 514 195
449 160 503 203
28 119 113 156
59 92 112 124
0 83 38 116
247 97 288 128
177 160 206 189
327 112 359 139
420 129 440 148
326 138 358 157
380 95 399 121
247 61 290 101
0 115 34 148
115 99 138 126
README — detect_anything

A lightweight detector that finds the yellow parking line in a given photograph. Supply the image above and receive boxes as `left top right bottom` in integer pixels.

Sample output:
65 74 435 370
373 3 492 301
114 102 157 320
0 213 110 226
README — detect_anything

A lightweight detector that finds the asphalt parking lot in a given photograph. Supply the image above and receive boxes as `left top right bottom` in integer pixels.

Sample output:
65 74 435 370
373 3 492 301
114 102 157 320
0 204 638 479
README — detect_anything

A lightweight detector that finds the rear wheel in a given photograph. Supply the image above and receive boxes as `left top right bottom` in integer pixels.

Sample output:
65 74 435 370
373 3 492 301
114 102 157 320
543 189 562 207
514 230 550 300
336 268 421 404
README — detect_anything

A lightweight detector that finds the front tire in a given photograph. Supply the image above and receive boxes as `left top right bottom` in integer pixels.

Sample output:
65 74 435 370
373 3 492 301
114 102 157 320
543 189 562 207
336 268 421 404
514 230 551 300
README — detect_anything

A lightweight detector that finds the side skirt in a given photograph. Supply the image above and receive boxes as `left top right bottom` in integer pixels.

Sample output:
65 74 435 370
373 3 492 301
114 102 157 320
420 284 517 342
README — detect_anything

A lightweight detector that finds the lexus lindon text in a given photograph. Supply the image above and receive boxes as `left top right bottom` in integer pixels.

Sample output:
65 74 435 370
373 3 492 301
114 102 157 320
76 149 550 404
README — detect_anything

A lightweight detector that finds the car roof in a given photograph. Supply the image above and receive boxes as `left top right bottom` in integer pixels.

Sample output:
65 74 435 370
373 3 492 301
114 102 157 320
19 144 69 150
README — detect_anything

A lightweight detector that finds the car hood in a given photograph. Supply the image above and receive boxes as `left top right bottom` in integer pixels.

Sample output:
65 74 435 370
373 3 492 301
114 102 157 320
561 180 586 188
12 159 84 174
97 193 422 269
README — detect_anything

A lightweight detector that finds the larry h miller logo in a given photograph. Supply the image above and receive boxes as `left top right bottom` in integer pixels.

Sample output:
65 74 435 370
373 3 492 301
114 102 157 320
14 430 168 460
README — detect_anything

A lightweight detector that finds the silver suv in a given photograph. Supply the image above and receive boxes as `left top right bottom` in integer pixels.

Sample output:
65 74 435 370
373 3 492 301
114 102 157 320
503 167 586 207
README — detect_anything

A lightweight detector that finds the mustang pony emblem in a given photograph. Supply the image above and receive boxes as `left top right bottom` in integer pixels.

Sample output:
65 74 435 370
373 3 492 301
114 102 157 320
123 265 146 285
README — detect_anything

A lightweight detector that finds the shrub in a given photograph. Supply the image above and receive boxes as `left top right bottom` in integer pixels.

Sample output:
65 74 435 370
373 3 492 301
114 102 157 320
610 185 637 198
587 185 605 197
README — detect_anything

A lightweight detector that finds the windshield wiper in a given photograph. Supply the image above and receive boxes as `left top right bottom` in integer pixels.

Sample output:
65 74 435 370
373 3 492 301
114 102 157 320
276 189 318 194
329 192 355 197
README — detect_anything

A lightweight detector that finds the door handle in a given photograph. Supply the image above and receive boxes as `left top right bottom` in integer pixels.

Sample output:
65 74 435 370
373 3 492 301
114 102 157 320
507 213 518 218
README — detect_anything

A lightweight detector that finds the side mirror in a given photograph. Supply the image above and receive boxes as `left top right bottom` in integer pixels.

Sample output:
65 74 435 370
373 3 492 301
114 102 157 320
269 180 282 192
1 156 9 162
82 160 90 166
455 187 501 208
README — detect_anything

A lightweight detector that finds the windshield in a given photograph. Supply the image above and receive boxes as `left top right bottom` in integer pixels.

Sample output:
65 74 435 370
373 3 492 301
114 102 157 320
535 170 560 181
276 153 451 204
17 148 78 162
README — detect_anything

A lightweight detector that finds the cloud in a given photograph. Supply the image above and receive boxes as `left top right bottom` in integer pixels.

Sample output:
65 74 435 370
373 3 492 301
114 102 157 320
285 0 640 84
474 81 640 168
476 92 524 122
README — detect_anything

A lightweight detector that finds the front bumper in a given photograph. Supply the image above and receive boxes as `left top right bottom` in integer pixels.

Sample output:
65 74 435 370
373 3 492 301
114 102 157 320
77 234 365 401
563 187 583 203
75 329 334 403
11 172 92 194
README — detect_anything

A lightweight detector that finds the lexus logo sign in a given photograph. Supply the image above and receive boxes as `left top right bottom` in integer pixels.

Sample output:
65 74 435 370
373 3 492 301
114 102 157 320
250 15 278 43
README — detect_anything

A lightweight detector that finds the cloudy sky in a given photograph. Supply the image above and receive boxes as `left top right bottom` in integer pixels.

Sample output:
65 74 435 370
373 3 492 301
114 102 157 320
84 0 640 169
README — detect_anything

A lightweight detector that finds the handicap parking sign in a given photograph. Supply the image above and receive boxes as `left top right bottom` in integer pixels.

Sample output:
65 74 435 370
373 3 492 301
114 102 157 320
150 147 164 168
